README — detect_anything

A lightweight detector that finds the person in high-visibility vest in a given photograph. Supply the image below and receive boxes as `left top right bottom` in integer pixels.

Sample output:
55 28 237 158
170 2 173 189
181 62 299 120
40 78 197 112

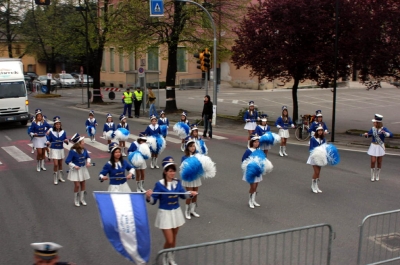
133 87 143 118
122 87 134 118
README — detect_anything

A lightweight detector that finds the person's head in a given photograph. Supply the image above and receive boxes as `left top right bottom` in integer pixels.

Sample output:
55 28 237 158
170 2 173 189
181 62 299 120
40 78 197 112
89 110 94 118
120 115 126 124
184 137 196 156
106 114 113 123
35 109 43 121
372 114 383 129
315 110 323 122
126 87 130 92
53 116 62 131
160 111 165 118
150 115 157 125
248 101 255 111
260 114 268 126
148 87 152 92
31 242 61 265
70 133 85 151
190 125 199 137
136 87 141 92
181 112 187 121
282 106 288 117
138 133 147 144
315 125 325 139
162 156 176 184
204 95 210 103
249 134 260 148
108 142 122 165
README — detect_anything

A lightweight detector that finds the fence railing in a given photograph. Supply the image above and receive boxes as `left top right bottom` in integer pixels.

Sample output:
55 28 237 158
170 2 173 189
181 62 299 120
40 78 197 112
357 209 400 265
154 223 334 265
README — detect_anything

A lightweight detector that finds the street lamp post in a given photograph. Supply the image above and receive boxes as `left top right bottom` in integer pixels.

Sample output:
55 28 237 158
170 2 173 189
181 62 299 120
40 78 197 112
176 0 218 126
331 0 339 142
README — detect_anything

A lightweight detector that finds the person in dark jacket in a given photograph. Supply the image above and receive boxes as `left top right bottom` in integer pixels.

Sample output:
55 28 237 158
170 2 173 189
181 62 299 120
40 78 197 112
201 95 213 139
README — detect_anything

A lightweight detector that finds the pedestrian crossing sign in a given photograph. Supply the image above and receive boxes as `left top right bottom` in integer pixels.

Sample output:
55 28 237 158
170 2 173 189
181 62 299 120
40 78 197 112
150 0 164 17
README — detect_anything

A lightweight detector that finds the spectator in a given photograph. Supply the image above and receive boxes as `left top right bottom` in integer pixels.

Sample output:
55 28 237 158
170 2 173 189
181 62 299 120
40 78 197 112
134 87 143 118
202 95 213 139
147 87 157 118
122 87 134 118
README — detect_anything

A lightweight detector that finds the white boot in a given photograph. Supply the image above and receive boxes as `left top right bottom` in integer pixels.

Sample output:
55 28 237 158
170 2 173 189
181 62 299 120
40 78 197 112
150 157 155 169
375 168 381 181
162 253 168 265
154 158 159 169
279 146 284 157
249 194 254 208
185 204 191 219
311 179 318 193
122 147 127 157
316 178 322 193
136 181 141 192
283 146 288 156
252 193 260 207
31 147 35 154
53 172 58 185
80 191 87 206
36 160 41 172
140 180 146 192
58 170 65 182
74 192 80 207
371 168 375 182
40 159 46 171
190 203 200 217
167 252 177 265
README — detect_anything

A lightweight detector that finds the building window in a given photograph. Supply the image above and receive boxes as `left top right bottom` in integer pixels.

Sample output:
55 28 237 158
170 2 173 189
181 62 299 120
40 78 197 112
119 48 124 72
177 47 187 72
129 53 134 71
102 49 106 71
147 47 159 71
110 48 115 72
15 45 21 55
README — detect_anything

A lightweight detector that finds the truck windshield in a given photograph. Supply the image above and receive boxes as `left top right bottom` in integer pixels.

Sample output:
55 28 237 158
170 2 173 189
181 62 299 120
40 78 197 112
0 81 26 98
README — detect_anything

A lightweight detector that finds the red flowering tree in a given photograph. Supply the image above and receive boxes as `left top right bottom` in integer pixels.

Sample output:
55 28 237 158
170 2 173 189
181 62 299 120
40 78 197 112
232 0 352 121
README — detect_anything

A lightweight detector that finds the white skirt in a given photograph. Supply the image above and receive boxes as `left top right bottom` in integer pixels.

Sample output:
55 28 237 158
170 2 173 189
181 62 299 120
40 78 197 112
155 208 185 229
306 155 317 166
181 178 202 188
259 143 271 150
367 144 385 157
242 175 263 183
67 166 90 182
107 182 131 192
278 129 290 138
32 136 47 148
244 122 257 130
135 162 147 170
49 148 65 160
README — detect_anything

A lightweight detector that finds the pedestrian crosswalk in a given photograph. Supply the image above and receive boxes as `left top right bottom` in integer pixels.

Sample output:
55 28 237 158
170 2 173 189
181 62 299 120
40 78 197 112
0 131 228 166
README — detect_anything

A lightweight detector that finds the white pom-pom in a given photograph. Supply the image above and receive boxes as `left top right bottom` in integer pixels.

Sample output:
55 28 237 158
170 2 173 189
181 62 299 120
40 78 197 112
105 131 114 140
138 143 151 160
310 145 328 166
194 154 216 179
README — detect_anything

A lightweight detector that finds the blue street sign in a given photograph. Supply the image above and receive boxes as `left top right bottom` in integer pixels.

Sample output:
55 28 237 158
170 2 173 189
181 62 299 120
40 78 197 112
150 0 164 17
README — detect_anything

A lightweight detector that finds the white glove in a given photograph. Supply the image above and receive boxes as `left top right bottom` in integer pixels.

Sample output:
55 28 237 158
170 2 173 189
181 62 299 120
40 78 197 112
277 125 282 129
385 132 390 137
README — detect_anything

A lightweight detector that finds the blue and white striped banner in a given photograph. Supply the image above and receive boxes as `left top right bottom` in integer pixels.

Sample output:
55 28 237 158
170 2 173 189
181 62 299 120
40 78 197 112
93 192 150 264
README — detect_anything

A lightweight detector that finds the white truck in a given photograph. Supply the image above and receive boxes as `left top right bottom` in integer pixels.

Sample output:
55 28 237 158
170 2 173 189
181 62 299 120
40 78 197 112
0 58 30 125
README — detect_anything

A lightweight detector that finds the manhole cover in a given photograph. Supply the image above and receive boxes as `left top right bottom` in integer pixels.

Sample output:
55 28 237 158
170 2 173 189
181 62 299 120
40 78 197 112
372 233 400 251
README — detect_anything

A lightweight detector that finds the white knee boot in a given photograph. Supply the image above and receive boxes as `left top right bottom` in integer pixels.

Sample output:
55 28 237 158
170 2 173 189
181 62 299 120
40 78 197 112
315 178 322 193
283 146 288 156
136 181 141 192
185 204 191 219
375 168 381 181
53 172 58 185
311 179 318 193
121 147 127 157
150 157 155 169
140 180 146 192
40 159 46 171
190 203 200 217
36 160 41 172
80 191 87 206
167 252 177 265
252 193 260 207
58 170 65 182
154 158 159 169
74 192 80 207
371 168 375 182
249 194 254 208
279 146 284 157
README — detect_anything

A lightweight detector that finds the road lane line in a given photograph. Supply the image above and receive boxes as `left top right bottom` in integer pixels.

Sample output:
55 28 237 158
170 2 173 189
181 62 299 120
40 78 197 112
2 146 34 162
210 135 228 140
84 140 108 152
4 135 11 141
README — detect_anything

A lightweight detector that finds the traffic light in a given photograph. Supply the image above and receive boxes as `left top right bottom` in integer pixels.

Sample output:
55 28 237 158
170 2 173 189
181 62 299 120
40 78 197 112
35 0 50 5
203 48 211 71
194 52 204 71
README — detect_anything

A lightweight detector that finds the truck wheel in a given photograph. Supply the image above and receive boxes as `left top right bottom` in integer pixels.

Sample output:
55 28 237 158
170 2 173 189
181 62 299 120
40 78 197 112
21 120 28 126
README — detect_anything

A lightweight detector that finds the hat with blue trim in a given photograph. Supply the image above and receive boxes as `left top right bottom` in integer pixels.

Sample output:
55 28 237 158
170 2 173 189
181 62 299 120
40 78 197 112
89 110 95 115
316 124 324 131
181 111 187 117
162 156 176 169
316 110 323 117
138 132 147 141
372 114 383 122
249 101 255 106
150 115 157 121
119 114 126 121
70 133 85 144
31 242 62 260
53 116 61 123
260 114 268 122
250 133 260 141
190 124 198 131
106 113 112 118
282 105 288 110
108 142 120 153
185 136 196 147
160 111 165 116
35 108 42 116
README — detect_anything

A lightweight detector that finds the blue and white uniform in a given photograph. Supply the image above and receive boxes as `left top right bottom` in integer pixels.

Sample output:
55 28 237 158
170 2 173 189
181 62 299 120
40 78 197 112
65 148 91 181
147 179 190 229
242 148 262 183
367 127 393 157
85 117 97 128
29 120 51 148
127 141 139 154
144 124 161 136
254 125 271 150
103 122 115 139
181 155 202 187
243 110 258 130
275 116 294 138
117 122 129 131
99 160 135 192
309 121 328 135
46 129 67 159
307 136 326 165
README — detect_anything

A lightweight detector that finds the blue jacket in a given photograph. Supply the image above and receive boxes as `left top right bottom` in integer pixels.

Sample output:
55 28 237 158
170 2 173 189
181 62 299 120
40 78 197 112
46 130 67 149
117 123 129 131
149 180 190 210
242 148 257 162
275 116 294 130
254 125 270 136
85 118 97 127
243 110 258 122
99 160 135 185
158 117 169 127
127 141 139 154
367 127 393 143
178 120 190 127
308 121 328 133
309 137 326 152
144 124 161 136
29 121 50 137
103 122 115 133
65 149 90 167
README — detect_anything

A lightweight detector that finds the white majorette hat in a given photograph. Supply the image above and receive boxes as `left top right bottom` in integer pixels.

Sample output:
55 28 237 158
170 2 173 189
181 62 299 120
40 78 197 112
150 115 157 121
260 114 268 122
35 108 42 116
138 132 147 141
53 116 61 123
372 114 383 122
108 142 120 153
250 133 260 141
190 124 198 131
70 133 85 144
119 114 126 121
106 113 112 118
181 111 187 117
185 136 196 146
249 101 255 106
89 110 95 115
282 105 288 110
160 110 165 116
162 156 175 169
316 110 323 117
31 242 62 261
316 124 324 131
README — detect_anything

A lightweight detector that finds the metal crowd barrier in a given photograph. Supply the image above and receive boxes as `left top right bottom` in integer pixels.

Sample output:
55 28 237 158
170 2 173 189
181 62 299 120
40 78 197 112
357 209 400 265
179 78 204 90
154 223 334 265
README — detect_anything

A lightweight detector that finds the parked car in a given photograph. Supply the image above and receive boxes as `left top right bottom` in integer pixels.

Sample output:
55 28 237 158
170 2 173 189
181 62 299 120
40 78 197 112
33 75 58 87
72 74 93 87
24 75 33 91
24 72 38 80
54 73 76 88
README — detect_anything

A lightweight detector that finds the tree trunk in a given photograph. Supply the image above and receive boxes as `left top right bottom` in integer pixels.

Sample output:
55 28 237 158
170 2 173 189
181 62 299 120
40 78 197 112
291 77 300 124
92 47 104 103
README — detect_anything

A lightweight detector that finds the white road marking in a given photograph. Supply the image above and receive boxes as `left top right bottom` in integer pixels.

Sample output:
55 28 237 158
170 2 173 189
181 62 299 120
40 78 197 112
84 140 109 152
2 146 34 162
4 135 11 141
232 100 238 104
218 99 224 102
210 135 228 140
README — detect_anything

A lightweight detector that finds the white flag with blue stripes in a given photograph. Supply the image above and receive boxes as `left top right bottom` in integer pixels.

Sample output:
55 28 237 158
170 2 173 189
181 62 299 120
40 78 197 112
94 192 151 264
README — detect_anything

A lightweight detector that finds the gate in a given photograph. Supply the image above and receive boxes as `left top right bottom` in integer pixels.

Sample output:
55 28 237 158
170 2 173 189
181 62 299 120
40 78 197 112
357 209 400 265
154 223 334 265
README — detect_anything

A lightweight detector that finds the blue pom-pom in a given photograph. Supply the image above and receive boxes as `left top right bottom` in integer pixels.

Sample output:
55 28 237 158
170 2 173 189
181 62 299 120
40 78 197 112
195 139 208 155
180 156 205 182
245 161 263 183
160 125 168 137
173 122 190 139
259 132 274 145
117 128 130 136
87 125 96 137
128 151 145 169
326 144 340 166
250 149 267 160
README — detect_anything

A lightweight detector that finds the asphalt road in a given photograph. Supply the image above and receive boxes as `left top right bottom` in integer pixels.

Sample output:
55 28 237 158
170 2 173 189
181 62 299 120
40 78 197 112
0 95 399 264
